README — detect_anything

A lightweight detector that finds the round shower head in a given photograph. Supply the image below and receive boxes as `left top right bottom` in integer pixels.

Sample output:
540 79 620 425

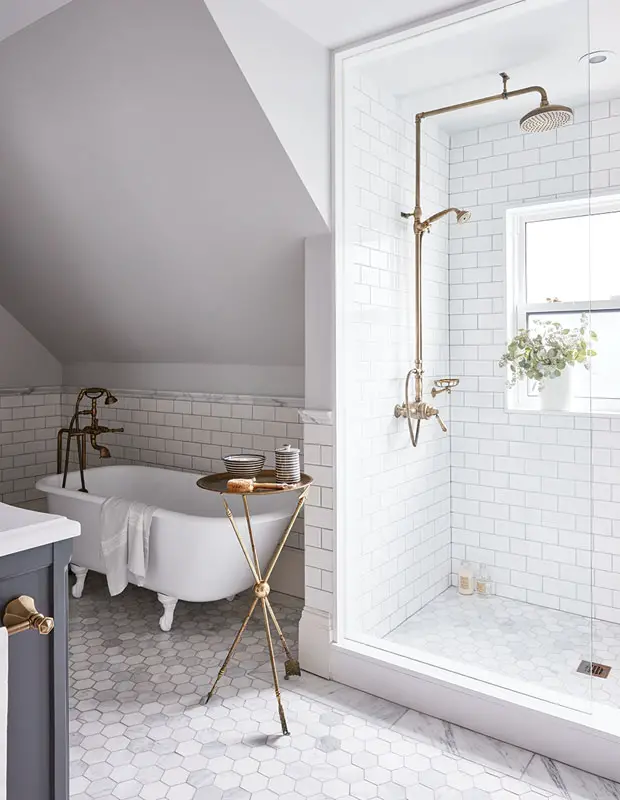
520 103 573 133
456 209 472 224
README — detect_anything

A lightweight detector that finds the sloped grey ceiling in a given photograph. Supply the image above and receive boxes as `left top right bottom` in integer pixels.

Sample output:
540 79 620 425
0 0 327 369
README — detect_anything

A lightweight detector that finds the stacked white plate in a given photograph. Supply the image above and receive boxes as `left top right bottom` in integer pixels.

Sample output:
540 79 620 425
223 453 265 479
275 444 301 484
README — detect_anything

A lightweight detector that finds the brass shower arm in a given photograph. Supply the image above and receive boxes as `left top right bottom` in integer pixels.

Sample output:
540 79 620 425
416 84 549 122
421 208 461 228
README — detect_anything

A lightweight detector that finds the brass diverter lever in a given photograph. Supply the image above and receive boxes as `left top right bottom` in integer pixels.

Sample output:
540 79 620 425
3 596 54 637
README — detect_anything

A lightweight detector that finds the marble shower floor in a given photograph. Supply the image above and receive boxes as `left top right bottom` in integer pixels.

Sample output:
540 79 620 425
386 588 620 709
69 574 620 800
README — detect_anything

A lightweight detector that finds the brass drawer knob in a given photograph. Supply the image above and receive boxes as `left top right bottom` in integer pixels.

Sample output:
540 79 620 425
3 595 54 636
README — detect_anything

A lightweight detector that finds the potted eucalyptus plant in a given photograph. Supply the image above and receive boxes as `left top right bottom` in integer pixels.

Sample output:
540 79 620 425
499 313 597 411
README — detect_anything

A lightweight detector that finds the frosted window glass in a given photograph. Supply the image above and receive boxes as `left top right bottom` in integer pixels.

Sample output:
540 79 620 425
526 212 620 302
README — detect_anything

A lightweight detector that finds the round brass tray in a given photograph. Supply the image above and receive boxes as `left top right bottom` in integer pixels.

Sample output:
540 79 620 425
197 469 313 495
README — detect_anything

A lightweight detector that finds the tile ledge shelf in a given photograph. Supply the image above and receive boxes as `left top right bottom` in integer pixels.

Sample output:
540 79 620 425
300 409 333 425
0 385 62 397
61 386 303 407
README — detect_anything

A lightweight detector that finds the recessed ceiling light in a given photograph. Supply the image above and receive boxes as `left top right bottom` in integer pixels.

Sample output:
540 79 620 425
579 50 615 65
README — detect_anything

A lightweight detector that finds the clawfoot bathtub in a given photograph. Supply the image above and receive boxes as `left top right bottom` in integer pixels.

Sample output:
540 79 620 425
36 465 297 630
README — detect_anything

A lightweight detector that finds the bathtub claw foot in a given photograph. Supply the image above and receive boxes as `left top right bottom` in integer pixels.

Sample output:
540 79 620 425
157 594 178 632
70 565 88 599
226 594 236 602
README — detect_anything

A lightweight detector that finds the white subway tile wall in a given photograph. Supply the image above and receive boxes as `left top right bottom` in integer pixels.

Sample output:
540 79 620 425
60 390 305 550
446 98 620 623
342 74 451 638
303 421 334 613
0 390 62 505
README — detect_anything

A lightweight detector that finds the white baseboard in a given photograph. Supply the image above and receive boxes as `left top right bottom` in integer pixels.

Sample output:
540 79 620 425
270 547 304 599
298 606 333 678
329 640 620 783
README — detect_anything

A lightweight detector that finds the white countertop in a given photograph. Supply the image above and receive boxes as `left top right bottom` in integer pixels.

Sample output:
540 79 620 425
0 502 80 558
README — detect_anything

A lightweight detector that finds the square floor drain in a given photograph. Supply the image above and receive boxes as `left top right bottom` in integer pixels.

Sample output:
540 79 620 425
577 660 611 679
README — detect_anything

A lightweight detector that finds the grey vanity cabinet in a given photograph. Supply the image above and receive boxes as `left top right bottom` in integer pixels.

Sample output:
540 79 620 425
0 539 71 800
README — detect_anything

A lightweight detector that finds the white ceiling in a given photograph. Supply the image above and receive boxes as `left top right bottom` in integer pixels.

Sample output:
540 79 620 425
0 0 73 43
257 0 478 47
364 0 620 132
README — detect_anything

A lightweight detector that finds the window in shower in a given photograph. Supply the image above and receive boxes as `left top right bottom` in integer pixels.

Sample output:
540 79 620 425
506 194 620 413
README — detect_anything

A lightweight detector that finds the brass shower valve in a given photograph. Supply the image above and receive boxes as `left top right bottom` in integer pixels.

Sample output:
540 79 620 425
394 401 448 432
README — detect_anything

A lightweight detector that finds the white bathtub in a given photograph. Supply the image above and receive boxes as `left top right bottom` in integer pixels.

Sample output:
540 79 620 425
36 465 297 630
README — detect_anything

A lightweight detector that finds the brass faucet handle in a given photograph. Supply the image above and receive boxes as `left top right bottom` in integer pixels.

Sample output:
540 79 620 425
3 595 54 636
435 412 448 433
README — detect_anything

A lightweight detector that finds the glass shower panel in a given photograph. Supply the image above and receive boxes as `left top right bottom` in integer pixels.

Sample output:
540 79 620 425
588 0 620 712
338 0 596 712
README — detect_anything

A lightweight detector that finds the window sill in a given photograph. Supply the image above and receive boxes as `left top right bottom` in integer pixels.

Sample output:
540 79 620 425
506 402 620 418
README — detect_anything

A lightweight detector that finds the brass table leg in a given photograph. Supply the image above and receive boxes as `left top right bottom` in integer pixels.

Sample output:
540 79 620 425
204 488 309 735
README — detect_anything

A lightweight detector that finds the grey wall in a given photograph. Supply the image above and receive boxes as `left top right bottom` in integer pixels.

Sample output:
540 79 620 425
0 303 61 388
0 0 327 395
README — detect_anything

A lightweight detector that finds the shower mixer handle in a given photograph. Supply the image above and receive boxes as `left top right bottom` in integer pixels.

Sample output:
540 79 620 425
394 400 441 422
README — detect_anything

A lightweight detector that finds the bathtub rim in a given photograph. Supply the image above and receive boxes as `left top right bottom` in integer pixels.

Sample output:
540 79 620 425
36 465 298 524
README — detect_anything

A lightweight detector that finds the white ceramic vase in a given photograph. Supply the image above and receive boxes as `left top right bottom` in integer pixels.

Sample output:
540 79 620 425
539 367 574 412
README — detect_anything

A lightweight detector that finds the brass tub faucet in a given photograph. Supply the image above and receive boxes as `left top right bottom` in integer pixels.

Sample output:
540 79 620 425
57 388 124 492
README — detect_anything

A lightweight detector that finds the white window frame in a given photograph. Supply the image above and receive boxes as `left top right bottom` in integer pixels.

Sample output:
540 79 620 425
506 193 620 414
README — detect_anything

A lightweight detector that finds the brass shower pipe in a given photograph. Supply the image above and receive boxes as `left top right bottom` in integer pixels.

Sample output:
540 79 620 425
395 73 563 447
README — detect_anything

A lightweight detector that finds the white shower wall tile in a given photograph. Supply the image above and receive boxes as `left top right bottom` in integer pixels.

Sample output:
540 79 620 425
0 388 62 505
61 389 305 550
445 97 620 621
343 72 451 638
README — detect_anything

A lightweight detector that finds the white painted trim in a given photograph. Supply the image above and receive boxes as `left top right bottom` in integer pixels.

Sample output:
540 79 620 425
332 0 537 64
270 546 304 599
330 640 620 783
299 607 332 679
299 409 333 425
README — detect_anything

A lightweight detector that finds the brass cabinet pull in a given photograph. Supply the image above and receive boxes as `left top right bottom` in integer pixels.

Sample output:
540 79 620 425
3 595 54 636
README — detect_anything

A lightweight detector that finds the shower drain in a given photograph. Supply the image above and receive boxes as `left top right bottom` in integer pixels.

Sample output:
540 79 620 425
577 660 611 679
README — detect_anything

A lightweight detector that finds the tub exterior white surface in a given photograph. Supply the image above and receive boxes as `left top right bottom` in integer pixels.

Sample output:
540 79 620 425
36 465 297 607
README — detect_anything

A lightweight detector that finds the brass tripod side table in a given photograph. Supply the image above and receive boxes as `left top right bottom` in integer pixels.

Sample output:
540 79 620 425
196 470 313 735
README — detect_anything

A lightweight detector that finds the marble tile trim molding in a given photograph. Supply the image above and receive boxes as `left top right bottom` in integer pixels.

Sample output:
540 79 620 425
62 386 303 408
299 409 333 424
0 385 63 397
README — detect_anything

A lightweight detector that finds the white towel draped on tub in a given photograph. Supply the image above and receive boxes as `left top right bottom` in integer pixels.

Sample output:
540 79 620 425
100 498 155 595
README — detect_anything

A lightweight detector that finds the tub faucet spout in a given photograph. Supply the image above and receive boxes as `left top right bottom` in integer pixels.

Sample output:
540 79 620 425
56 388 125 492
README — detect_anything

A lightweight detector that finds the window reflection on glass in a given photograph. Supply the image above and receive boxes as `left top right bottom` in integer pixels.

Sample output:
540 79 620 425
526 311 618 399
526 212 620 303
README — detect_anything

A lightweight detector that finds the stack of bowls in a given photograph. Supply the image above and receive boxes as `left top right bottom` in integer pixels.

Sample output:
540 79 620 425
275 444 301 484
223 453 265 479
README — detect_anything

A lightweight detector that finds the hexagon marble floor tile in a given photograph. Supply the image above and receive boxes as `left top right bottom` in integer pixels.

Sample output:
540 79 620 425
69 574 620 800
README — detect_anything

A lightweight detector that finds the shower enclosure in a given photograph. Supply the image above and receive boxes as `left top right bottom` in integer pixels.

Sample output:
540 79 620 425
334 0 620 779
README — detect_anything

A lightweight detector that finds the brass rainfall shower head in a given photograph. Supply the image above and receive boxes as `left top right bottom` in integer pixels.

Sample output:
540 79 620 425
456 209 472 224
519 102 574 133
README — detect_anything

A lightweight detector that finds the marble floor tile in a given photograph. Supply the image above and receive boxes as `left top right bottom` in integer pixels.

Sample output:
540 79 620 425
68 573 619 800
523 755 620 800
385 588 620 709
392 708 533 778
